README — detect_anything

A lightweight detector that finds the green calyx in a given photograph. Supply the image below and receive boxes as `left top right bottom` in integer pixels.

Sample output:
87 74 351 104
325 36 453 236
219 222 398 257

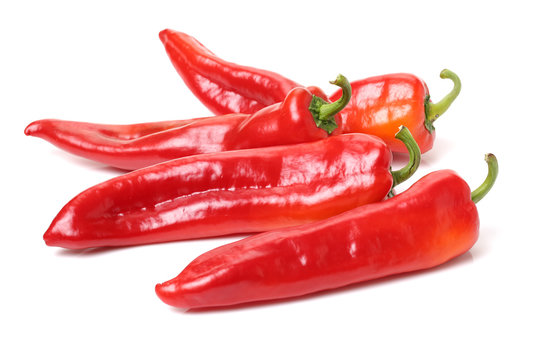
390 126 421 187
424 69 462 133
471 153 498 203
309 96 338 134
309 74 352 135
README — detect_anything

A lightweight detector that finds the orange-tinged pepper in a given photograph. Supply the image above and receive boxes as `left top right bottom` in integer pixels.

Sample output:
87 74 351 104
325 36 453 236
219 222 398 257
329 71 461 153
160 29 461 154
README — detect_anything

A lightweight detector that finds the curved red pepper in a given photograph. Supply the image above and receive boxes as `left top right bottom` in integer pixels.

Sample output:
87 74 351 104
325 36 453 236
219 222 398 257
155 154 498 309
43 129 420 249
160 29 461 154
24 76 350 170
159 29 302 114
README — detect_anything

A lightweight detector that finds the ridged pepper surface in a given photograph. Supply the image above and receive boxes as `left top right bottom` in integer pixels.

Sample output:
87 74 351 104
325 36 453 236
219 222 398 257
44 128 420 249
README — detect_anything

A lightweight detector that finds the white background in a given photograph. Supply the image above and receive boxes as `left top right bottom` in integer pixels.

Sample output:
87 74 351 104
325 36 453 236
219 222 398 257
1 1 538 359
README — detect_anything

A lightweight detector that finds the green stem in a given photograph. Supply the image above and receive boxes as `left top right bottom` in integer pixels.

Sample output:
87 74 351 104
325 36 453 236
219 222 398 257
309 74 352 134
471 153 498 203
424 69 461 133
319 74 352 120
391 126 421 186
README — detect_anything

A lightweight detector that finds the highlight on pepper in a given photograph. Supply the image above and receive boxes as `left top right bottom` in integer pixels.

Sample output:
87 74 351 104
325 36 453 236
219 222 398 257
23 28 499 312
155 154 498 309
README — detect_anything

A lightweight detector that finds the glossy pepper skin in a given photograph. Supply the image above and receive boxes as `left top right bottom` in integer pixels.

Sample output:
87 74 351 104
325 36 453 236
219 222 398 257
155 155 498 309
43 129 420 249
24 76 350 170
159 29 302 115
24 115 245 170
329 71 460 153
160 30 461 154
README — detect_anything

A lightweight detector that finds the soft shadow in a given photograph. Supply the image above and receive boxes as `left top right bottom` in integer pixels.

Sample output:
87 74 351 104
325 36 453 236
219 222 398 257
51 148 127 175
177 251 474 314
420 137 455 166
391 136 455 168
55 246 132 257
469 225 498 259
54 233 254 258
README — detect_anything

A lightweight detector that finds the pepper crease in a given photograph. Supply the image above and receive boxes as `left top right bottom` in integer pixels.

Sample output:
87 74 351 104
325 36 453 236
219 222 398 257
44 129 420 249
25 75 351 170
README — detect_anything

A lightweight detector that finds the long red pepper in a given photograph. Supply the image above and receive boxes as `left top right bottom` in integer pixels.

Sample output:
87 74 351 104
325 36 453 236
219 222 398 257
43 128 420 249
23 116 240 170
159 29 302 115
24 76 350 170
155 154 498 309
159 29 461 154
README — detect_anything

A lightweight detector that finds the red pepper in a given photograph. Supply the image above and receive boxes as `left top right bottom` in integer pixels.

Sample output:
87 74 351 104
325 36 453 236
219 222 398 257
23 116 241 170
155 154 498 309
43 128 420 249
159 29 302 115
160 29 461 154
24 76 350 170
329 71 460 153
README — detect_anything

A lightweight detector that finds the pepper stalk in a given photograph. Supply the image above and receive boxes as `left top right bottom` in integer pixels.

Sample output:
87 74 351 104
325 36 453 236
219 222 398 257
424 69 462 133
471 153 498 203
391 126 422 187
309 74 352 134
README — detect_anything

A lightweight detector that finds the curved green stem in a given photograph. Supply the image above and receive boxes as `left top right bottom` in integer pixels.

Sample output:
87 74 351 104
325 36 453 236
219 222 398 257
309 74 352 134
391 126 421 186
471 153 498 203
319 74 352 120
424 69 461 133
